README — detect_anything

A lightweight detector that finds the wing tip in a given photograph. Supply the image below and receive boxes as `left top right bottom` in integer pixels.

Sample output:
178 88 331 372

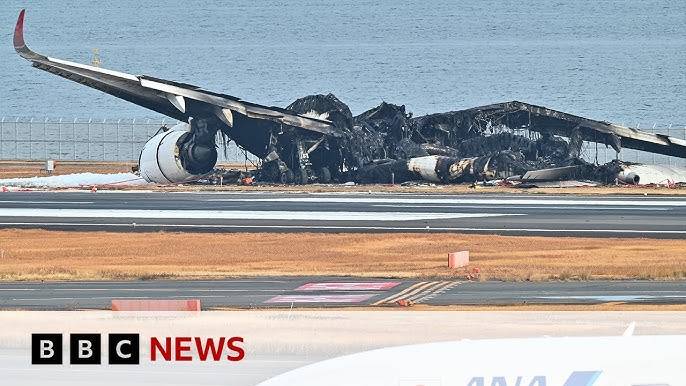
14 9 26 51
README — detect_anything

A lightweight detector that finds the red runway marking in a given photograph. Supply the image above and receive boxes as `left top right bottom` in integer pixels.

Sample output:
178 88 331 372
265 294 374 303
295 282 401 291
111 299 201 311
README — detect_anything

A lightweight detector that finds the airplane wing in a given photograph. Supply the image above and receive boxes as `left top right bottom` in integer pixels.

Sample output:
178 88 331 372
13 9 337 136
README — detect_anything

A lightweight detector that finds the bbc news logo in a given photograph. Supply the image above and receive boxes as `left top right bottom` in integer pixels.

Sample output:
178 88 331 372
31 333 244 365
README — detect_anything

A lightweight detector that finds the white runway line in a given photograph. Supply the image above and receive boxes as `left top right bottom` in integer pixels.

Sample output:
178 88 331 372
538 295 686 301
0 208 521 222
0 201 94 204
1 222 685 234
372 204 669 211
214 197 686 207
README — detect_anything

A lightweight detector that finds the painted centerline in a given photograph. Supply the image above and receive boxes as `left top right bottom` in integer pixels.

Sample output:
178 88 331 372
0 201 95 204
538 295 686 301
371 204 669 211
0 208 522 221
1 222 684 234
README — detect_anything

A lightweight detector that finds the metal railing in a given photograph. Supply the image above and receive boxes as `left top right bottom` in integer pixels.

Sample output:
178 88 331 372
0 117 258 163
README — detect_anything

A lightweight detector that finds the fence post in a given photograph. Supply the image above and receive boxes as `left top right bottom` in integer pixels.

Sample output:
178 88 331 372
29 117 34 160
58 118 63 160
116 119 121 161
0 116 4 160
103 118 107 161
73 118 77 160
87 118 92 160
667 124 672 167
132 118 136 162
651 124 656 165
635 123 639 163
44 117 48 161
15 117 19 160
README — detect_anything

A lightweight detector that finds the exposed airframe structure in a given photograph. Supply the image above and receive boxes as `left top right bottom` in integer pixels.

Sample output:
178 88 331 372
13 10 686 184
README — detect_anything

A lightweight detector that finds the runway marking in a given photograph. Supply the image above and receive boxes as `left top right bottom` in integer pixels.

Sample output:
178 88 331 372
0 208 520 222
220 197 686 207
411 281 460 303
264 294 374 303
0 201 94 204
295 282 401 291
372 281 461 305
538 295 686 302
2 222 685 235
371 282 429 305
372 204 669 211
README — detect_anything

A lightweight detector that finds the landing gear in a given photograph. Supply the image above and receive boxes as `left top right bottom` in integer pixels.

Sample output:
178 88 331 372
295 169 309 185
279 170 294 184
317 167 331 183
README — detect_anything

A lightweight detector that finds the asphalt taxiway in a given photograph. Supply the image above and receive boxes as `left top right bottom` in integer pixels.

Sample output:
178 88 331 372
1 278 685 310
1 191 685 237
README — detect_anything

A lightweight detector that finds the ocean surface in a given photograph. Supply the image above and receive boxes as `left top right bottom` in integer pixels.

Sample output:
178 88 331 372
0 0 684 161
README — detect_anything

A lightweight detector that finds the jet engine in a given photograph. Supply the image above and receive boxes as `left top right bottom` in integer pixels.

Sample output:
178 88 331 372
138 123 218 183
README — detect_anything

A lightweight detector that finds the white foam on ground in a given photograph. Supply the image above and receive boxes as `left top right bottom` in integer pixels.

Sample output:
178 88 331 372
0 173 148 188
0 209 520 221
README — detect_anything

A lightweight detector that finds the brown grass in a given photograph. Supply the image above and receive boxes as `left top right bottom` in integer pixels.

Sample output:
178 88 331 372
1 230 685 281
0 161 135 179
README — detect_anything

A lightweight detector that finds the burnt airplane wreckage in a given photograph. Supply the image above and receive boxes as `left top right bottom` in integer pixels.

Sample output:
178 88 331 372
13 10 686 186
257 95 658 185
219 95 686 186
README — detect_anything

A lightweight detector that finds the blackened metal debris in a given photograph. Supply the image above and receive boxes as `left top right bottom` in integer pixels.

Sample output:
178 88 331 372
252 95 686 185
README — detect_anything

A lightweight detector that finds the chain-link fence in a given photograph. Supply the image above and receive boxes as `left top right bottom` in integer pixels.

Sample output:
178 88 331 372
0 117 259 164
492 123 686 168
0 116 684 167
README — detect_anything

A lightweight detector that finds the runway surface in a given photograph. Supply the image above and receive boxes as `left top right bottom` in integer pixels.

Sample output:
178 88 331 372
1 191 686 237
1 278 685 309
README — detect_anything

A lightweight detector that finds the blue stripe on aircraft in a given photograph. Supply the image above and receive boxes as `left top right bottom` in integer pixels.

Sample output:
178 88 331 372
563 371 602 386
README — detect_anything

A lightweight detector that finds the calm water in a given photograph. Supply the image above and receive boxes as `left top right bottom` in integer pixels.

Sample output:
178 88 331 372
1 0 684 125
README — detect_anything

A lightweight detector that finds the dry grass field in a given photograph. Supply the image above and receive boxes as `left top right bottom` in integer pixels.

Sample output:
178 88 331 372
0 161 135 179
1 229 685 281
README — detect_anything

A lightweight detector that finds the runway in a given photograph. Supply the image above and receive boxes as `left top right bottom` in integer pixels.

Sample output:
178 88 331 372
1 191 685 237
1 278 685 309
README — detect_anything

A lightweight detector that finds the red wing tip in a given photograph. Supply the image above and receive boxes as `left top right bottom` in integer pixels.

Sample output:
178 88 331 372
14 9 26 50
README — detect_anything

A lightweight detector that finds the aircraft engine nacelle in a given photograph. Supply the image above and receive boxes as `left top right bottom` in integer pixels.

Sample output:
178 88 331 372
138 123 217 184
